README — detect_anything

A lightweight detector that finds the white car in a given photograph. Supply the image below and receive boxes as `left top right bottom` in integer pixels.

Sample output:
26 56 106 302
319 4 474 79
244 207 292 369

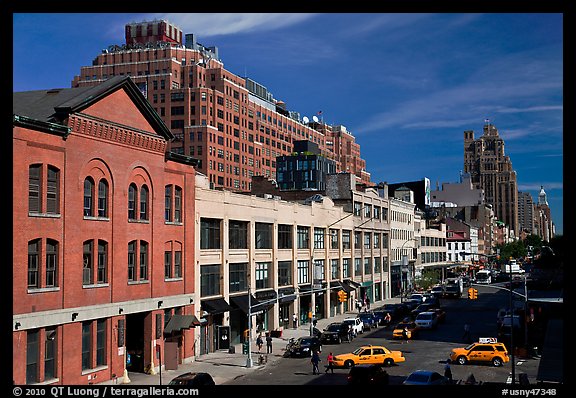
342 317 363 335
414 311 438 329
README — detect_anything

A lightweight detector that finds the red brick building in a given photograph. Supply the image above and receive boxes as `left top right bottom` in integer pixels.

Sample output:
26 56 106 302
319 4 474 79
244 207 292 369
73 19 371 192
13 76 199 385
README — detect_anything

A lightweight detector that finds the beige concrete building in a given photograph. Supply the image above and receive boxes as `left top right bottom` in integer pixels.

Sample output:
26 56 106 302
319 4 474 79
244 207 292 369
193 173 391 353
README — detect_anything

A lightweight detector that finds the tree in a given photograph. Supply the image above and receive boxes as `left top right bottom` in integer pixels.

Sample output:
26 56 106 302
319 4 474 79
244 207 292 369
496 240 527 262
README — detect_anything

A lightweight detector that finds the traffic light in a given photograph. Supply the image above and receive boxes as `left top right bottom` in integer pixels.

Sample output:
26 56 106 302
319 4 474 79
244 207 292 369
338 290 348 302
467 287 478 300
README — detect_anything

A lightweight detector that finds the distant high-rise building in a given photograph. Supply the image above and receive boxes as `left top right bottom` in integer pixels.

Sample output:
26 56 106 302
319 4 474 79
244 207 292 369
518 191 535 235
535 186 554 241
73 19 370 192
463 122 519 236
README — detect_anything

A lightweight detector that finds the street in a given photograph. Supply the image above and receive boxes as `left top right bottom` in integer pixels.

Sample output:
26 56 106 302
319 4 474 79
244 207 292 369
225 287 541 385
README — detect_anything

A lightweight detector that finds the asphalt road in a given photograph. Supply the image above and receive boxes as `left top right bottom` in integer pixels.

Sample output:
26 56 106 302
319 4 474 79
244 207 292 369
226 286 541 385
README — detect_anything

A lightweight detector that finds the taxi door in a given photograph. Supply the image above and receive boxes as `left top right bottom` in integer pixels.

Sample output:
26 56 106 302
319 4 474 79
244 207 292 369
357 348 373 363
371 347 386 363
468 345 486 362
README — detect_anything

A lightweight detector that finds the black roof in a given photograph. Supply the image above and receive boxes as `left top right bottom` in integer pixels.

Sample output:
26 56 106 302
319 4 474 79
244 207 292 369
13 76 173 141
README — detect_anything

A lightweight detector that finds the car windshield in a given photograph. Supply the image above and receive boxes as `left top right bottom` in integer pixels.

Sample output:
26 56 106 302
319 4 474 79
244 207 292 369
326 324 341 332
406 373 429 383
352 347 368 355
417 313 432 320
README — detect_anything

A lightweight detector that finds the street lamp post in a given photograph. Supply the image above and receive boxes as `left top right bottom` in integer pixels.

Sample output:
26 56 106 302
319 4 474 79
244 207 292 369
246 286 253 368
399 239 412 302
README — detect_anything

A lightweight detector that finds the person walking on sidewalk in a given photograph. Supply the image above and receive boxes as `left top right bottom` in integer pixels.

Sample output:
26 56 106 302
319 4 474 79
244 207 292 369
256 334 263 353
311 350 321 375
325 352 335 374
265 332 273 354
293 313 298 329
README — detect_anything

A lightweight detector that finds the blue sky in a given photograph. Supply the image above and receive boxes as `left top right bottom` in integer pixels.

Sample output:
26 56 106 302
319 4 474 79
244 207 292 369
12 13 563 235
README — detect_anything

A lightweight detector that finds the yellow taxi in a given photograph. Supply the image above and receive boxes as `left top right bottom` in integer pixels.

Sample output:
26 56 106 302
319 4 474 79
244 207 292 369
332 345 406 368
449 338 509 367
392 319 419 340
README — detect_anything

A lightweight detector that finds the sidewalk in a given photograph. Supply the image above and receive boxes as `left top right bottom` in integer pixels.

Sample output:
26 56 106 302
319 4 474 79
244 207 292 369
98 298 399 386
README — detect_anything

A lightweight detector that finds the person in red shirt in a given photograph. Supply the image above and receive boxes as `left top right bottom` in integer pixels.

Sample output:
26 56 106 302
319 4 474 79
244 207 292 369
325 352 335 374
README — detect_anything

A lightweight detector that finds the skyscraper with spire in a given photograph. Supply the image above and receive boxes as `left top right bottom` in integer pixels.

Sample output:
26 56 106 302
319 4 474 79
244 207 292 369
535 186 554 241
463 122 519 236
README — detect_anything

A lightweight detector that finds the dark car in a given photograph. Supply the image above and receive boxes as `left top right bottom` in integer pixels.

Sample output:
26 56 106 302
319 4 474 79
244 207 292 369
286 336 322 357
358 313 378 330
403 370 448 385
321 322 350 344
371 310 387 326
168 372 216 386
443 284 461 298
379 304 404 320
347 364 389 385
410 303 439 318
403 298 421 311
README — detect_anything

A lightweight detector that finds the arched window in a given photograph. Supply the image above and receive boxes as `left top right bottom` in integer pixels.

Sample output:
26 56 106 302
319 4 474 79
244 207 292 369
29 165 41 213
84 178 95 217
46 166 60 214
28 239 40 288
128 184 137 220
140 185 149 220
98 179 108 218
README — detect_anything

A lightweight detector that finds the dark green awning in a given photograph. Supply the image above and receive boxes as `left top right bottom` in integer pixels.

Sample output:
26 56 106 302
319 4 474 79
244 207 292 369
163 315 201 334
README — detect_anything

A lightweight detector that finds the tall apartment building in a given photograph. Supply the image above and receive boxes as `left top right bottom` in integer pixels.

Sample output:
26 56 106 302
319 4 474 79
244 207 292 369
73 19 371 192
518 191 535 236
463 122 519 236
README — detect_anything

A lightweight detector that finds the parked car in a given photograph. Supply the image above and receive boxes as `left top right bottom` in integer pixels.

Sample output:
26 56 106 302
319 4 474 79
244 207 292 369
358 313 378 330
332 345 406 368
414 311 438 329
449 339 509 367
343 317 364 335
347 364 389 385
403 370 449 385
392 319 419 340
320 322 350 344
168 372 216 386
285 336 322 357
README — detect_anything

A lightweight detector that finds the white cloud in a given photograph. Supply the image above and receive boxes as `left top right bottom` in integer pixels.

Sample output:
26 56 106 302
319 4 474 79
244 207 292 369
143 13 316 37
